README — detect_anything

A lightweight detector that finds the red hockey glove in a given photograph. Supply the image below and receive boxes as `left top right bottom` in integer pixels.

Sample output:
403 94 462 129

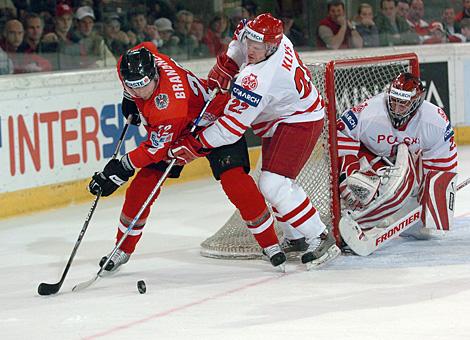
168 134 210 165
207 54 239 92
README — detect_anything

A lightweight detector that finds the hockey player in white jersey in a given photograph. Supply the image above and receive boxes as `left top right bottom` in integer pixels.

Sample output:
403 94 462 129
336 72 458 255
169 13 341 269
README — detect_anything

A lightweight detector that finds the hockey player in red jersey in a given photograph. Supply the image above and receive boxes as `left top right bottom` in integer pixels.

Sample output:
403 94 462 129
336 72 458 255
88 42 283 271
169 13 341 269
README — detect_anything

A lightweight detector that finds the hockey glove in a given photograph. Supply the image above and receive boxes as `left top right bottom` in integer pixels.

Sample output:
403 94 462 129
207 54 239 92
88 156 135 197
168 134 210 165
122 97 141 126
339 170 380 210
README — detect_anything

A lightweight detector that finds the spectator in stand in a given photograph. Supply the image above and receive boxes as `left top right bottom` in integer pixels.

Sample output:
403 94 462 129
460 18 470 41
455 0 470 23
127 5 160 48
1 18 50 73
73 6 116 68
173 9 197 59
227 6 250 36
18 12 45 53
103 13 130 58
396 0 410 19
353 3 379 48
280 10 306 47
0 18 23 53
316 0 363 50
154 17 180 56
203 12 231 57
242 0 257 19
442 6 461 35
375 0 419 46
0 45 13 74
423 21 448 44
41 3 81 70
146 0 176 23
189 17 210 58
406 0 430 42
16 12 52 72
0 0 17 24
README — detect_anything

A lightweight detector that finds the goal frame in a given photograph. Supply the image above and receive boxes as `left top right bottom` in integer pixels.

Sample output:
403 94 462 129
324 53 420 243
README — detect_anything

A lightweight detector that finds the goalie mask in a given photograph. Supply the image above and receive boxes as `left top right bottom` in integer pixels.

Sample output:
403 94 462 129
386 73 425 129
243 13 283 61
120 47 158 89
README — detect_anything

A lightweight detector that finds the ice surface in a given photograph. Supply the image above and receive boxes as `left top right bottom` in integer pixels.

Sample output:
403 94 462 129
2 147 470 340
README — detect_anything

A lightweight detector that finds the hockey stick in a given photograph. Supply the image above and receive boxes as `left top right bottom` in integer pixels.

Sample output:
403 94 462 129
340 176 470 256
72 89 218 292
37 116 132 296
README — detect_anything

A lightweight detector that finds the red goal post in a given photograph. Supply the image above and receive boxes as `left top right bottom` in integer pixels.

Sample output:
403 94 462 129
200 53 420 259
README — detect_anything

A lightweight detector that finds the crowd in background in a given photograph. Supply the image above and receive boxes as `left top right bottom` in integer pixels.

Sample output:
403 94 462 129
0 0 469 75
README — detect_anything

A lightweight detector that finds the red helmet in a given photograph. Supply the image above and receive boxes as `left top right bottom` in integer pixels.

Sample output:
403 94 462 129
245 13 283 46
386 73 425 128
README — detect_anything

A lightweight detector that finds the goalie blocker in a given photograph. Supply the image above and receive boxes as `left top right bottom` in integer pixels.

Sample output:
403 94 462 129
339 144 457 256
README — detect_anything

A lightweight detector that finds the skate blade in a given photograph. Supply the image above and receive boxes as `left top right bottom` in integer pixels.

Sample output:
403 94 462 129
275 263 286 273
306 245 341 270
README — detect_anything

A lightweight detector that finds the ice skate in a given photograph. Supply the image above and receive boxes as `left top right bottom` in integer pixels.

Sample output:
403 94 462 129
301 230 340 270
262 244 286 272
280 237 309 258
99 249 130 272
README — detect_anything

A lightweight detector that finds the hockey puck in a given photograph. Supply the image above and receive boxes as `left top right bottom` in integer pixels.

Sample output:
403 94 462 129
137 280 146 294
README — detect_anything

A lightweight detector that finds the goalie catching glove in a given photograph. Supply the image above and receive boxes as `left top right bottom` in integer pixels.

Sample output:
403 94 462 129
339 169 381 210
207 54 239 92
88 155 135 197
168 134 210 165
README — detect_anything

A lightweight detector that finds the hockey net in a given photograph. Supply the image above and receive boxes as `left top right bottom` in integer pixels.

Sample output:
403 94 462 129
200 53 420 259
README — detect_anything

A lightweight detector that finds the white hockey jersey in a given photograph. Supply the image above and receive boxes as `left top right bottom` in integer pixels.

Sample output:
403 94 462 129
199 29 324 148
337 92 457 173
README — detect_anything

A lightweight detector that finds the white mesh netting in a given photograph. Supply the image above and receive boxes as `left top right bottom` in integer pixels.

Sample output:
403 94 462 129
200 54 416 259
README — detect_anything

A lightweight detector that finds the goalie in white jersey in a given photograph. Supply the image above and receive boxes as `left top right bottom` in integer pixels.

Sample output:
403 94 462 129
336 72 458 255
169 13 341 269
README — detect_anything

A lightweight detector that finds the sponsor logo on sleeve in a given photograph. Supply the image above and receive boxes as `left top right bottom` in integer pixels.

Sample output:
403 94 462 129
149 124 173 153
340 110 358 130
232 83 262 107
444 123 454 142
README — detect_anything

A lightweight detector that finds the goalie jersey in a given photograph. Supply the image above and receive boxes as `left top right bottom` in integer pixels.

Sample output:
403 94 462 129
200 29 325 148
337 92 458 174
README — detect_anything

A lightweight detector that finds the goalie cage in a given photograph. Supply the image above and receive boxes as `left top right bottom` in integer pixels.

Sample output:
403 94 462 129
200 53 420 259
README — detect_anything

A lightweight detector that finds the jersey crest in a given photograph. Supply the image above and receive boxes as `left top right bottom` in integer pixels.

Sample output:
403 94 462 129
241 73 258 90
155 93 169 110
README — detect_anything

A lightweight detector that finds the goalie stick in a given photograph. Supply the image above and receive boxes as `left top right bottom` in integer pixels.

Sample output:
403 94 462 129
37 116 132 296
339 176 469 256
72 89 218 293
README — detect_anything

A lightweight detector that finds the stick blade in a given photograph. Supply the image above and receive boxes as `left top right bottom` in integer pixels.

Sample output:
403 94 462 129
72 276 98 292
37 282 61 296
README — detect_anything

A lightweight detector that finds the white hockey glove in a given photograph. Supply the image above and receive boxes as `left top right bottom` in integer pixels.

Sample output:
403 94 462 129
340 170 381 210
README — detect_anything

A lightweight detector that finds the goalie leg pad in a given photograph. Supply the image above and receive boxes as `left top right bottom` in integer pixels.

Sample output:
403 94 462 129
351 144 418 225
421 170 457 231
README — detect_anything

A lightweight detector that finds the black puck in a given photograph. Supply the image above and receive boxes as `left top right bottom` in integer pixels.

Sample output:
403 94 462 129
137 280 146 294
